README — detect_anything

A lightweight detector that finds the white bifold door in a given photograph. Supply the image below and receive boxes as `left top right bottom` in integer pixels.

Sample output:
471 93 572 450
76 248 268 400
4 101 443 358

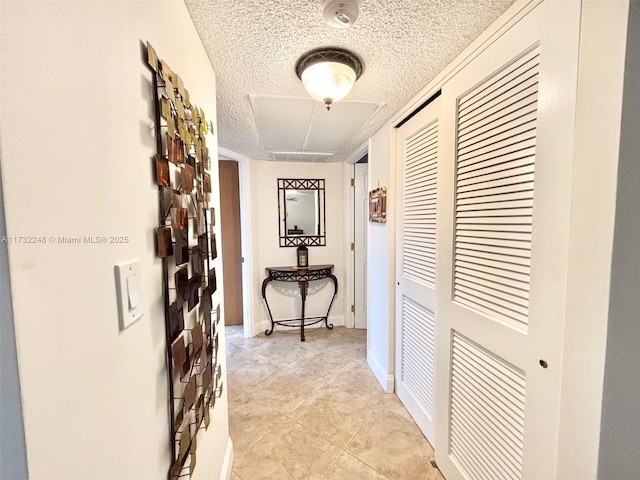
434 2 581 480
394 1 582 479
395 98 441 445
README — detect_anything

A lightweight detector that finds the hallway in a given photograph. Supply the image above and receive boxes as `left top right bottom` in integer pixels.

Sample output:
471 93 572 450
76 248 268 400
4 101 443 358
226 326 444 480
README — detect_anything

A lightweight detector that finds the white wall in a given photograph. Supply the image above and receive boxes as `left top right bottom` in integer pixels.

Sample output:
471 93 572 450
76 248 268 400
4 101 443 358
0 2 229 479
366 122 395 392
598 1 640 478
556 1 631 478
248 160 346 334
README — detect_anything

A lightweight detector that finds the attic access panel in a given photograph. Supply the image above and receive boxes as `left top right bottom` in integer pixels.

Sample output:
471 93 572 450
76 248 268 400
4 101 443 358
250 95 383 154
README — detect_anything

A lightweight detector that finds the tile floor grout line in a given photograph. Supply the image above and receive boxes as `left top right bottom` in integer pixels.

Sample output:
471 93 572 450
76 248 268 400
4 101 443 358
227 326 438 479
343 405 431 480
319 448 346 480
286 413 352 452
238 417 287 458
338 451 395 480
343 406 376 452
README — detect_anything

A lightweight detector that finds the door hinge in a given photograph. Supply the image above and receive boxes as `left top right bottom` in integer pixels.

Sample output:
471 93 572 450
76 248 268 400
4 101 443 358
351 305 355 313
351 178 355 187
351 242 355 251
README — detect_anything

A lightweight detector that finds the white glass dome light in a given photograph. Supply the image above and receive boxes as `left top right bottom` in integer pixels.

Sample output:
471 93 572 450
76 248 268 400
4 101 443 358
300 61 356 106
296 48 363 110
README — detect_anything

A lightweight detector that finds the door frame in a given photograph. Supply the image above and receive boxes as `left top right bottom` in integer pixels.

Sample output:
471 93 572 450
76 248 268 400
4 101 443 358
344 141 369 329
218 147 254 338
354 160 368 330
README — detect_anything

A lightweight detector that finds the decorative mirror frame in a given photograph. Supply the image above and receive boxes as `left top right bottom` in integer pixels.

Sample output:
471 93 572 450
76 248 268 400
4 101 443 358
278 178 326 247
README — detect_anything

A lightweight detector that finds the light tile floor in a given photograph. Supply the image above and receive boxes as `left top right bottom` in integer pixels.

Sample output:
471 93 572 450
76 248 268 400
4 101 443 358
226 325 445 480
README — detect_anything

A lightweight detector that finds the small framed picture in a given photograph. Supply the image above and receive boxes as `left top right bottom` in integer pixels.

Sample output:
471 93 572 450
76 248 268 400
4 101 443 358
369 187 387 223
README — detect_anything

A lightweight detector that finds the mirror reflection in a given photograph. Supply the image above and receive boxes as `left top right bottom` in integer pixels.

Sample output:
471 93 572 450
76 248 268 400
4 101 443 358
285 190 319 236
278 178 326 247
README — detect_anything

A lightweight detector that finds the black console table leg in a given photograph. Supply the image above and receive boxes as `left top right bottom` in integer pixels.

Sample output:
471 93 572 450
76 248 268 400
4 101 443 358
299 281 308 342
324 274 338 330
262 277 276 335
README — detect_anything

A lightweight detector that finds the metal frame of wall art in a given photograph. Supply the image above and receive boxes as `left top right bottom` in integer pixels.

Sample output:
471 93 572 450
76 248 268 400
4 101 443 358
145 41 223 480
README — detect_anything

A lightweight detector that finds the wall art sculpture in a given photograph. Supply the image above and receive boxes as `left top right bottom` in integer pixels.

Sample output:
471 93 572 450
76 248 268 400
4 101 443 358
145 41 222 480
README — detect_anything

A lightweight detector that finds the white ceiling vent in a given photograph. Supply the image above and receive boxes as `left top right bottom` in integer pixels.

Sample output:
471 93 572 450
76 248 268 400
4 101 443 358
270 151 334 162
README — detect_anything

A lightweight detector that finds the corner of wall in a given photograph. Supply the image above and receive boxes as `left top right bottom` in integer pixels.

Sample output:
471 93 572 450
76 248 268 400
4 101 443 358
597 2 640 478
366 122 396 382
367 347 394 393
557 1 631 478
219 437 234 480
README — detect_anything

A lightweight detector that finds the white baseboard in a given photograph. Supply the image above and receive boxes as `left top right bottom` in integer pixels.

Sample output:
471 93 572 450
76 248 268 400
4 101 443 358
251 320 270 337
220 437 234 480
328 314 345 327
367 349 395 393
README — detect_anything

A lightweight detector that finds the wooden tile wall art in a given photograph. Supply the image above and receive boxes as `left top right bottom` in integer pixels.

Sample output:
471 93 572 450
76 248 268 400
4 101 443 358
145 42 222 480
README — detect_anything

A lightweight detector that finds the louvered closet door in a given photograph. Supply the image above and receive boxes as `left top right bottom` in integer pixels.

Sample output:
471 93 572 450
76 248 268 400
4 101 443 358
395 97 440 445
433 2 581 480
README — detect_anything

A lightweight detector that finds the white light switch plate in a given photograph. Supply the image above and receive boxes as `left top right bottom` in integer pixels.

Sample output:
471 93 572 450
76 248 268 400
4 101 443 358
115 259 144 330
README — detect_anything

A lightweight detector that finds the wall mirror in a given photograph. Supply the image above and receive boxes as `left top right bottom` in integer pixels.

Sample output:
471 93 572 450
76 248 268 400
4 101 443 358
278 178 326 247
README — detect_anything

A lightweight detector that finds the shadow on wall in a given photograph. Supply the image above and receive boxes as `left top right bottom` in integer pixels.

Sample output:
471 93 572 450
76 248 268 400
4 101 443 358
0 165 29 479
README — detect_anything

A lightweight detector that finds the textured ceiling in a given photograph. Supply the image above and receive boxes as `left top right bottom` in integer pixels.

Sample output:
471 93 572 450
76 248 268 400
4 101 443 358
184 0 516 162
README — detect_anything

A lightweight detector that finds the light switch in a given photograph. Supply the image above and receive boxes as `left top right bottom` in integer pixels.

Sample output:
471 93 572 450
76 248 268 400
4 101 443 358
126 275 139 309
115 259 144 331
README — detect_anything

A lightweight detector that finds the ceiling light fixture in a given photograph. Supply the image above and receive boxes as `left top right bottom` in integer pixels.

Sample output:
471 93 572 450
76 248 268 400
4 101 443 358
295 47 364 111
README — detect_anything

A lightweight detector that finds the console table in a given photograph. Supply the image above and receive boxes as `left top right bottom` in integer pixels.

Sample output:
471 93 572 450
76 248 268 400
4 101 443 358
261 264 337 341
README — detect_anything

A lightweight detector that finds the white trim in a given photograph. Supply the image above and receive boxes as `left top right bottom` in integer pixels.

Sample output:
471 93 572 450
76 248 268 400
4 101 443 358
344 163 355 328
218 146 250 162
557 1 632 477
217 147 255 339
329 314 345 327
345 139 369 165
252 320 270 337
367 348 394 393
391 0 543 126
219 437 234 480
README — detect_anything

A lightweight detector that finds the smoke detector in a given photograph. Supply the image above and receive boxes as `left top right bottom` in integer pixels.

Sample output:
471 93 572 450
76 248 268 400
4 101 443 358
322 0 360 29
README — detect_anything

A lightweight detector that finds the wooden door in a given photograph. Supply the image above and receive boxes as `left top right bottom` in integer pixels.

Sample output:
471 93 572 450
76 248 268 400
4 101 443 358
434 2 581 479
395 98 440 445
219 160 243 326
